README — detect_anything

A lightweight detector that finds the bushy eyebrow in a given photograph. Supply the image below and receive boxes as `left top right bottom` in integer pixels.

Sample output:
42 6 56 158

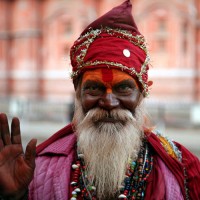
83 78 136 85
81 78 138 89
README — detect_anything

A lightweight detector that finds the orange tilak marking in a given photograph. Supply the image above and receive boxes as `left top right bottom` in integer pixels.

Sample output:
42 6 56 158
106 88 112 94
81 68 139 89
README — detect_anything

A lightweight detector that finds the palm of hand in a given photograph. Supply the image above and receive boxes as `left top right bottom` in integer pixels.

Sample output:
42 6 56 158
0 113 37 198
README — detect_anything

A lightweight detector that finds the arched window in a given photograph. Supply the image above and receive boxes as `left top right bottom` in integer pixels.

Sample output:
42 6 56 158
182 21 188 55
157 18 167 52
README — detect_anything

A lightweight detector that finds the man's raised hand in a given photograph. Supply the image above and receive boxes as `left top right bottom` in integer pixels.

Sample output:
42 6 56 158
0 113 37 199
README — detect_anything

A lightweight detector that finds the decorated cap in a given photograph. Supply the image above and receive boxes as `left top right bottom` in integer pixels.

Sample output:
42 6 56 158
70 0 151 96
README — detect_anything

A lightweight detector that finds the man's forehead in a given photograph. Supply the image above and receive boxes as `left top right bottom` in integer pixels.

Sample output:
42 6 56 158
82 68 135 84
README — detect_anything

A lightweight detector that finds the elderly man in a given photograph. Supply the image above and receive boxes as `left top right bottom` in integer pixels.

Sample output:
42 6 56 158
0 0 199 200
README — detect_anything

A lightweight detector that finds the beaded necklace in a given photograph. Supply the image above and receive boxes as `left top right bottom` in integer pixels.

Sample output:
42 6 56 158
70 141 153 200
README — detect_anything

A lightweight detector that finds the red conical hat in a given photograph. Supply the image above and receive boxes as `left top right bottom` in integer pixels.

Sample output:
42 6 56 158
70 0 151 96
81 0 140 35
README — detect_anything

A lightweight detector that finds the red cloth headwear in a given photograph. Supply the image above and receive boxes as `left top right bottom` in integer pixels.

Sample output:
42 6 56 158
70 0 151 96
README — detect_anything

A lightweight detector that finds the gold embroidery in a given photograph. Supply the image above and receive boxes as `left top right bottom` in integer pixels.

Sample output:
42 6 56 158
158 135 177 159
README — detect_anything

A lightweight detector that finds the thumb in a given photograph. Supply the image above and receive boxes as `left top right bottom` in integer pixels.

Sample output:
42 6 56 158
24 139 37 168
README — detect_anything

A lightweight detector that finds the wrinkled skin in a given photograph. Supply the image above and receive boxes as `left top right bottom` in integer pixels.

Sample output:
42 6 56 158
80 69 143 115
0 113 37 199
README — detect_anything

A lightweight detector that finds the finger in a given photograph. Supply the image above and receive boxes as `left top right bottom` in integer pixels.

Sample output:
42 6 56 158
0 113 11 145
0 115 4 150
11 117 22 145
24 139 37 168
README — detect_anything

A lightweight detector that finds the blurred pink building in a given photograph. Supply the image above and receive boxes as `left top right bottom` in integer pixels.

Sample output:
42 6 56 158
0 0 200 104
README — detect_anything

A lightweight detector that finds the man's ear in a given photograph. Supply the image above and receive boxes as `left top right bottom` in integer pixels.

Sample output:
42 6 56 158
138 92 144 106
73 78 80 90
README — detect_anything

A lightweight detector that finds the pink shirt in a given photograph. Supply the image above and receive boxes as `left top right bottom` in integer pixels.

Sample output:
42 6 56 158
29 128 76 200
28 124 200 199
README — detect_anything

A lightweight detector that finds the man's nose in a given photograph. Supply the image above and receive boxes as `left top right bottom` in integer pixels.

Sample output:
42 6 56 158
98 92 120 110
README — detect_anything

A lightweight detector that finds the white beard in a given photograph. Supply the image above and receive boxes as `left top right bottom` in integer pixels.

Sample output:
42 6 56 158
73 98 146 199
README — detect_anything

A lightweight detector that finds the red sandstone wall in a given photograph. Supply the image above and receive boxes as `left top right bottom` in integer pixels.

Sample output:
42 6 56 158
0 0 199 103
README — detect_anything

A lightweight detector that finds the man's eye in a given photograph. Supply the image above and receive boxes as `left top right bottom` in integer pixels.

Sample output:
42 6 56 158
83 85 103 95
115 84 132 93
85 86 95 90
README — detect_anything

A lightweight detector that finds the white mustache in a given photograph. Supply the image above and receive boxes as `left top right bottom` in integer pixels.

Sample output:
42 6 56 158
84 108 134 124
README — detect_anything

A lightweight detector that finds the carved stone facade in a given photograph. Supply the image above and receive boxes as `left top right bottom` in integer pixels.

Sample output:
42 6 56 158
134 0 200 103
0 0 200 103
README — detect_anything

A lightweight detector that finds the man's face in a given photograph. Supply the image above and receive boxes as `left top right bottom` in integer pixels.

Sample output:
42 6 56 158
80 68 142 116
